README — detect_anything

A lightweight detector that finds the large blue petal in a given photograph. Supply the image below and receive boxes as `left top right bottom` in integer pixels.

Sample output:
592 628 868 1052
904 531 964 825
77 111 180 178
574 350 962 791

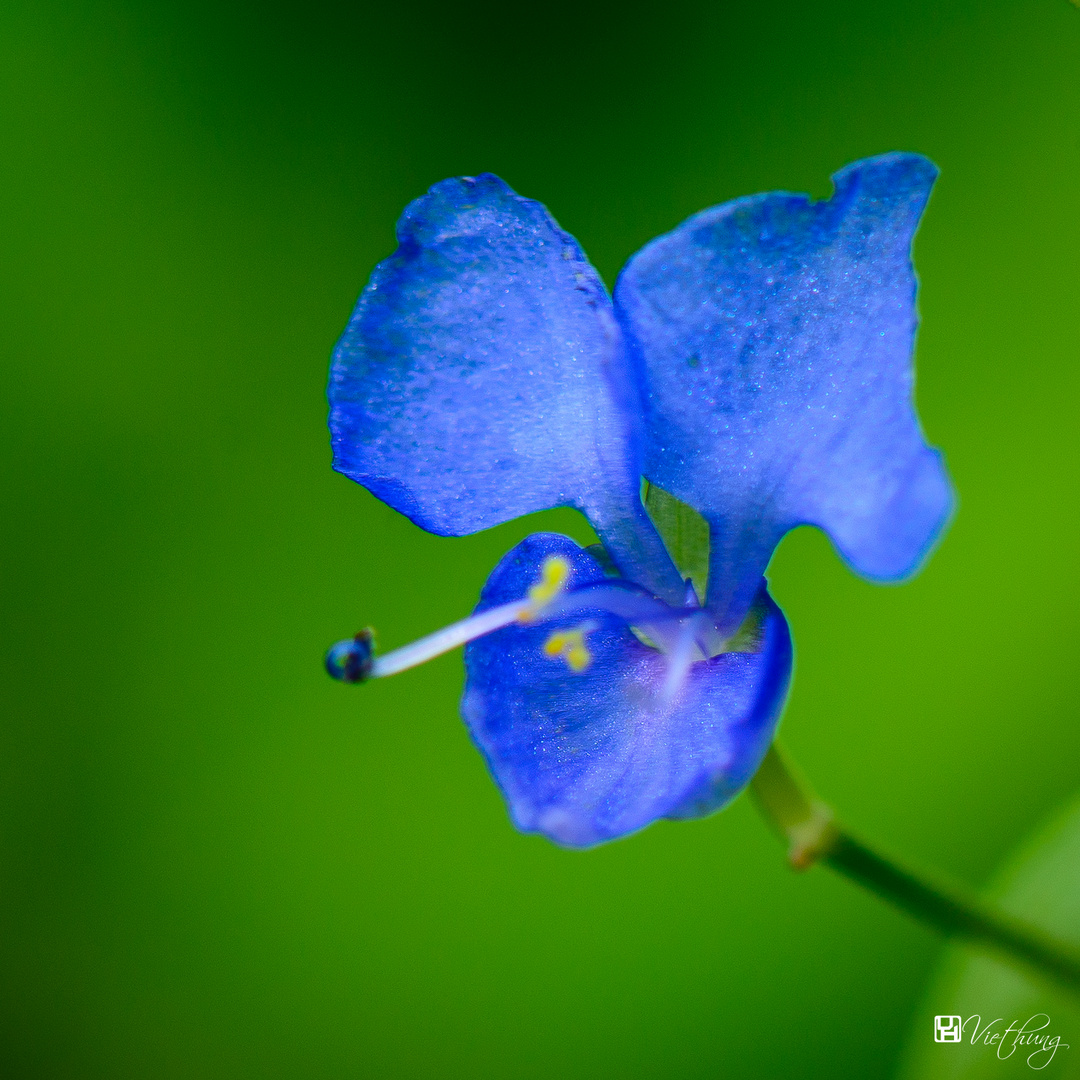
461 533 792 848
329 174 681 601
615 153 953 632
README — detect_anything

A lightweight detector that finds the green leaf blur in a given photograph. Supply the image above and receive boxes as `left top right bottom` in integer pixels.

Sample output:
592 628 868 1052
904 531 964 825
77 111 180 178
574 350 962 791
2 1 1080 1078
900 796 1080 1078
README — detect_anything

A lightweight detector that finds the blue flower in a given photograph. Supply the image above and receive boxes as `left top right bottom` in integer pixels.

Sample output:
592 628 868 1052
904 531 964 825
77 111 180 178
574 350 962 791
325 154 952 848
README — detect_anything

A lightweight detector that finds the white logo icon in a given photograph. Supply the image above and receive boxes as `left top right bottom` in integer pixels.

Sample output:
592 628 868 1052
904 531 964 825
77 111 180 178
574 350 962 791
935 1016 962 1043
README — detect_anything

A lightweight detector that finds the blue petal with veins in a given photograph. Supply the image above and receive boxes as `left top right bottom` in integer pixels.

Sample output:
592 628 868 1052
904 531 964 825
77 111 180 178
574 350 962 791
328 173 681 600
615 153 952 633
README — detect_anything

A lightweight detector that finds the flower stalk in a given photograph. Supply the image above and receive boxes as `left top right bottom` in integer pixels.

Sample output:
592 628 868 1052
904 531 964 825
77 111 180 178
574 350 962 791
751 743 1080 996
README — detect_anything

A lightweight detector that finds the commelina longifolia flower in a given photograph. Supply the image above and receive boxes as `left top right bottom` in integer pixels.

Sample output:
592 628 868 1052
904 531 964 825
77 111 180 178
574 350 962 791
324 153 953 848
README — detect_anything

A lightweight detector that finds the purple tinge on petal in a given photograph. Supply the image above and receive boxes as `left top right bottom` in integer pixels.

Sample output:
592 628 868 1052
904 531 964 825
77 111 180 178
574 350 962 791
461 533 792 848
328 174 682 600
615 153 954 634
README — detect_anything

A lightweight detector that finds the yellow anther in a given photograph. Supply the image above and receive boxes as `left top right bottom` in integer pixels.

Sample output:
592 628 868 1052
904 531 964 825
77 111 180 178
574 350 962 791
542 627 593 673
526 556 570 610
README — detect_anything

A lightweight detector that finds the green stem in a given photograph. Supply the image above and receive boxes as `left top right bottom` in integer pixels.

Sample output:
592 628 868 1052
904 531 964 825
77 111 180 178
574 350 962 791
750 743 1080 996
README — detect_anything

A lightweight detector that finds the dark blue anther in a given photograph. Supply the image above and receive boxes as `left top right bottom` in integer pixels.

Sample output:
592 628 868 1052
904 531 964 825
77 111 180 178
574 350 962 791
325 628 375 683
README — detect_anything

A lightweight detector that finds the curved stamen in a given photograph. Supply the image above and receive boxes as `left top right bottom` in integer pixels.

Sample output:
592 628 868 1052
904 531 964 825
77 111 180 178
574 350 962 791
326 556 571 683
325 555 717 685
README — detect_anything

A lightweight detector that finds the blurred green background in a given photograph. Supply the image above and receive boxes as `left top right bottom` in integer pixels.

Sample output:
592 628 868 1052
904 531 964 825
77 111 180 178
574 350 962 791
2 0 1079 1076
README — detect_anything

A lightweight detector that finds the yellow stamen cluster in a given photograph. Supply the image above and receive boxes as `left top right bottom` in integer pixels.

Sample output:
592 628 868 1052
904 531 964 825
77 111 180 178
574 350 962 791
524 555 570 616
543 627 593 672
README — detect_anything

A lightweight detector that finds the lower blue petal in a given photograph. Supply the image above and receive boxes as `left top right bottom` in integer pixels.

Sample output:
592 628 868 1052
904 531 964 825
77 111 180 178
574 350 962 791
461 534 793 848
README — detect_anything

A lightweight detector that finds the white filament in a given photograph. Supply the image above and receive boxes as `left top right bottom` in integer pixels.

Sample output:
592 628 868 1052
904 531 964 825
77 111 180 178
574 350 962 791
371 599 531 678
